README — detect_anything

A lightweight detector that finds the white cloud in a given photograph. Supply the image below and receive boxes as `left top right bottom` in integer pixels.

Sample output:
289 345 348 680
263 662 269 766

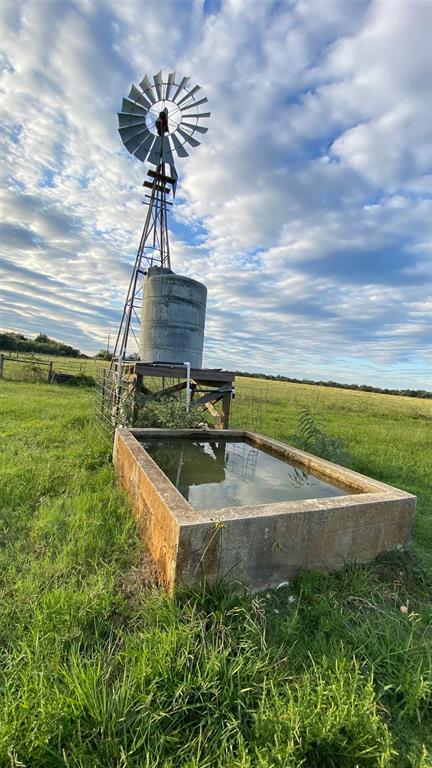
0 0 431 388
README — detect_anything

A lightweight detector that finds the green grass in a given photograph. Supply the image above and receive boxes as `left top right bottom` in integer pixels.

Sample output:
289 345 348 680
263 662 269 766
0 378 431 767
236 377 432 564
0 351 101 381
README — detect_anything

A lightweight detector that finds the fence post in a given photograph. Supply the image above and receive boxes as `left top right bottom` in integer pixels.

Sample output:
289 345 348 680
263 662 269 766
101 368 107 417
0 353 4 379
48 361 53 383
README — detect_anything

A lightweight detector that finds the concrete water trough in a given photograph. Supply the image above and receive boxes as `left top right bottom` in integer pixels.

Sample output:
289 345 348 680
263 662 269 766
113 428 416 592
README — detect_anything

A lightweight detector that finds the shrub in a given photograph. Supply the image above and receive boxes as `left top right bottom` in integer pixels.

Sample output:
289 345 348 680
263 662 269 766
132 394 207 429
290 407 351 466
70 374 95 388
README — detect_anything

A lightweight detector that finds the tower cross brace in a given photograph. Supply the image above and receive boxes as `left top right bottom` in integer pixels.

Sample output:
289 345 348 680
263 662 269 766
112 161 175 362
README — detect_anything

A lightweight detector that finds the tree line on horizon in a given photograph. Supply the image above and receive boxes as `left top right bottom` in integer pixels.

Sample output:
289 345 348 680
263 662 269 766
1 331 429 399
236 370 432 399
0 332 83 358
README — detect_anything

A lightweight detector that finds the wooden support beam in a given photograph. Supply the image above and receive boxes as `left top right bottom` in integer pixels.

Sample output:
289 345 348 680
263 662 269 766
191 380 232 392
119 363 236 429
190 388 229 408
221 390 232 429
204 400 220 421
141 385 154 395
135 363 235 382
141 380 187 400
4 357 51 365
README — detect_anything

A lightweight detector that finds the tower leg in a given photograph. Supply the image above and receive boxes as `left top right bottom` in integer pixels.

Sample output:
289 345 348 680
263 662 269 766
111 165 172 364
221 391 232 429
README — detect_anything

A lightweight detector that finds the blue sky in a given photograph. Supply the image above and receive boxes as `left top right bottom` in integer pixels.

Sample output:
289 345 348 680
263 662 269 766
0 0 431 388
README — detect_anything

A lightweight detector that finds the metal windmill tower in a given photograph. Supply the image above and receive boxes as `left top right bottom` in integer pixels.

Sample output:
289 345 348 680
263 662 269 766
112 71 210 363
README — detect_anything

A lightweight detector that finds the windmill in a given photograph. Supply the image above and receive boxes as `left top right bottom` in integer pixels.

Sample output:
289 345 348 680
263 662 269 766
112 71 210 364
101 71 235 431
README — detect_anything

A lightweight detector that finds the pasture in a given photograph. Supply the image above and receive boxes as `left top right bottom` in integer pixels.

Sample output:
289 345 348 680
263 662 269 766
0 377 431 767
0 351 101 382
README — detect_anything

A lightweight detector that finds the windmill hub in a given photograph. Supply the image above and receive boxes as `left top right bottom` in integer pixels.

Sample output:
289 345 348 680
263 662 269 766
148 102 182 135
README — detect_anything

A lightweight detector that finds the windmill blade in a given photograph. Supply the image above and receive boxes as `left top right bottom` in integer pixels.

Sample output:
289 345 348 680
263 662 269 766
118 124 149 143
165 71 176 100
147 135 163 165
177 84 201 107
128 84 151 110
181 121 208 134
170 131 189 158
172 76 190 102
118 112 148 128
139 74 156 103
182 111 211 119
153 70 164 100
184 96 208 109
161 135 175 166
134 134 155 162
176 127 201 148
121 97 147 116
124 130 152 154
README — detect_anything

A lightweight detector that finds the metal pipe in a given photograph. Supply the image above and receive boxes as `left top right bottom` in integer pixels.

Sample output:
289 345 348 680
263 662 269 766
114 353 124 423
184 361 191 411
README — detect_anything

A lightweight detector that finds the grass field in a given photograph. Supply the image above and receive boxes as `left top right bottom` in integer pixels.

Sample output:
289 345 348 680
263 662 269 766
0 352 101 382
0 377 431 767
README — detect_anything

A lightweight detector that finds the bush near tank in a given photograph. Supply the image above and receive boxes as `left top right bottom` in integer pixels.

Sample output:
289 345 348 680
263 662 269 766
129 394 208 429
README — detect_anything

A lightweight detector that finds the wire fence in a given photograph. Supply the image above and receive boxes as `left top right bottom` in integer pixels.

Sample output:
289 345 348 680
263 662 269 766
0 351 100 383
94 363 137 441
0 357 51 383
231 384 269 433
2 352 269 439
94 363 268 442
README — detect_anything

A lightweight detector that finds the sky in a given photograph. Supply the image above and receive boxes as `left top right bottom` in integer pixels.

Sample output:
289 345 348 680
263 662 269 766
0 0 431 389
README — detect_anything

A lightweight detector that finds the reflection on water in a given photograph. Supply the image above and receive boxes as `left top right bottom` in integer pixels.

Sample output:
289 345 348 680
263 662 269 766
140 437 355 511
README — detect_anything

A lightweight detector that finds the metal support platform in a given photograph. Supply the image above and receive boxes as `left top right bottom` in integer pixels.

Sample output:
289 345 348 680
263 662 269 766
133 362 235 429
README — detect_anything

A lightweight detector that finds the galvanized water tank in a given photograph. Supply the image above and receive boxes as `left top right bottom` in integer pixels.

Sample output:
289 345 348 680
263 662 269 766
139 266 207 367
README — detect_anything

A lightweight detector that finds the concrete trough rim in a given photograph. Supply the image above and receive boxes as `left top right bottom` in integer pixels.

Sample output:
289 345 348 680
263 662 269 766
182 492 415 525
123 427 415 521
